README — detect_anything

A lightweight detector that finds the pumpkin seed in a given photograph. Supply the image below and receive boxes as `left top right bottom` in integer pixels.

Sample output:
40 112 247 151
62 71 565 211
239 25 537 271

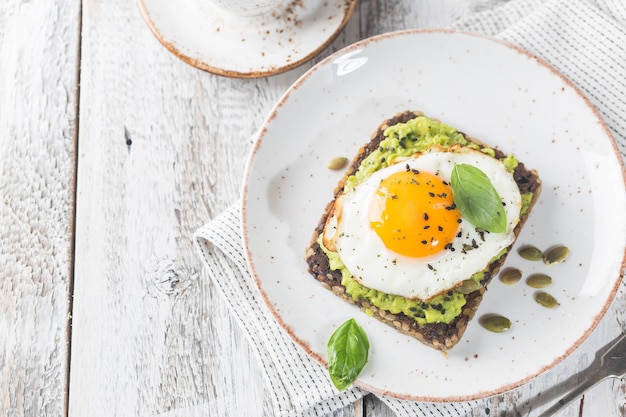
543 245 570 265
456 279 480 294
499 267 522 285
534 291 559 308
480 315 511 333
526 273 553 288
518 245 544 261
327 156 348 170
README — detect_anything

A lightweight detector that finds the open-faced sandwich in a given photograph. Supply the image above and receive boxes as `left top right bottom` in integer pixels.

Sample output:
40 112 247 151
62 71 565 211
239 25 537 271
305 110 541 351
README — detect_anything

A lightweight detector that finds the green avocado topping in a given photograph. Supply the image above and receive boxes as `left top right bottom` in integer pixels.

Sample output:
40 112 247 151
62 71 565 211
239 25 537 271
325 115 533 325
319 237 485 325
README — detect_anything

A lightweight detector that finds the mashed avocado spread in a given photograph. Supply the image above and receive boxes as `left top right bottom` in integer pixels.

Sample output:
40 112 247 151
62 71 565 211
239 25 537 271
323 116 533 325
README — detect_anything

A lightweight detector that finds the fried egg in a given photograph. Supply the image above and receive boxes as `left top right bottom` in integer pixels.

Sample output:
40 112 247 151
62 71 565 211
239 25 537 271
323 147 521 301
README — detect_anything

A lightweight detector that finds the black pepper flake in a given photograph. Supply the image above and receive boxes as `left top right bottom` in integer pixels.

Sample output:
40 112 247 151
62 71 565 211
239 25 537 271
421 240 428 244
424 213 429 221
423 225 430 230
471 239 478 249
444 243 453 250
412 168 420 175
462 243 474 252
442 180 449 186
445 203 457 211
456 230 462 238
438 225 443 232
427 264 434 270
457 218 462 223
405 163 410 172
428 192 435 197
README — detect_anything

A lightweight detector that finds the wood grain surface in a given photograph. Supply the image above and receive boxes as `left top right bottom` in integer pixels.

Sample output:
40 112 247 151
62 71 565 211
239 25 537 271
0 1 80 416
1 0 625 416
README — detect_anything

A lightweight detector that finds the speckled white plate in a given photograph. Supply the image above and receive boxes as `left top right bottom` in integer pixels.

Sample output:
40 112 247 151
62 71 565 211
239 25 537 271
137 0 357 78
241 30 626 401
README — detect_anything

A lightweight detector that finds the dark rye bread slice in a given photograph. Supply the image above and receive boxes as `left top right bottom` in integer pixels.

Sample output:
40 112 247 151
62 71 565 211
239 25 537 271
305 110 542 351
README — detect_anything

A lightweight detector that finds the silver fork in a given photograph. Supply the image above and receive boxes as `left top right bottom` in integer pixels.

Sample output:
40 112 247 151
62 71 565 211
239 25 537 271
537 332 626 416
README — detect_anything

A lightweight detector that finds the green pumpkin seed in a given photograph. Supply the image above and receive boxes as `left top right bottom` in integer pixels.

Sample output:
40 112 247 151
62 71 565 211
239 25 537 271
543 245 570 265
518 245 544 261
499 268 522 285
327 156 348 170
456 279 480 294
526 273 553 288
534 291 559 308
480 315 511 333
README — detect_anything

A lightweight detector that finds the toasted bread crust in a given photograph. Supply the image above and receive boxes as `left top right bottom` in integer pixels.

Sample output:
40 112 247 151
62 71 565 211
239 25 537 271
305 110 542 351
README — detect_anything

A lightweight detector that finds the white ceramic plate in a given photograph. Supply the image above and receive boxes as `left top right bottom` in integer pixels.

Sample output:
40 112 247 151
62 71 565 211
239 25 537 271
137 0 357 78
242 30 626 401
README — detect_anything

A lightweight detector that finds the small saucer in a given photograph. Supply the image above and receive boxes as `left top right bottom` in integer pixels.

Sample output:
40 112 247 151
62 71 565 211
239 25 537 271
137 0 358 78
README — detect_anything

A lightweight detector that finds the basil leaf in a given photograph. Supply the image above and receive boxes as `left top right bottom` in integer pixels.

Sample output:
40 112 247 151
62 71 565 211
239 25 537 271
450 164 507 233
327 318 370 391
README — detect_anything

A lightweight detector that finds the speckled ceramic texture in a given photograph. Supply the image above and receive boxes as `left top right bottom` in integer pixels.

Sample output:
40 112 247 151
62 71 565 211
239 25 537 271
241 30 626 401
137 0 357 77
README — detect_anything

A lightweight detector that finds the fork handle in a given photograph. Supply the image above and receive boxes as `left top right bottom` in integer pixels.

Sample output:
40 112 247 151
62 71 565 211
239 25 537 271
537 374 608 417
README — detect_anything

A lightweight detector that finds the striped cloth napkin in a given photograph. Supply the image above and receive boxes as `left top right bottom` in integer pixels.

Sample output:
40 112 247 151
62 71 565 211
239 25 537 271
194 0 626 416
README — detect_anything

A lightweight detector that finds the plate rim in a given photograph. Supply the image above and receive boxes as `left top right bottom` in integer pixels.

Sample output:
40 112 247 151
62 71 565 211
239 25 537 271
136 0 358 78
241 28 626 401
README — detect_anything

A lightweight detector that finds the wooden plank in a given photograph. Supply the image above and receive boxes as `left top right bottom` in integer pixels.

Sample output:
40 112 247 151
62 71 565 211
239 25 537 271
0 1 81 416
69 0 291 415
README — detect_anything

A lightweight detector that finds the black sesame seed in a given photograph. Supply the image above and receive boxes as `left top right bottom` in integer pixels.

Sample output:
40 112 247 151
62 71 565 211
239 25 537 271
424 213 429 221
423 225 430 230
421 240 428 244
438 225 443 232
428 192 435 197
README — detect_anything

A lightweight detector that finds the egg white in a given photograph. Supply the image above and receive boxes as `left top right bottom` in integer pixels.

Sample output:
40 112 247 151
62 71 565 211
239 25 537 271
324 147 521 301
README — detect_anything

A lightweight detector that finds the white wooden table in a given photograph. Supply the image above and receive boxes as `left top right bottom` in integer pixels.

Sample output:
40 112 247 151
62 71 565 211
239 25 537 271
1 1 624 416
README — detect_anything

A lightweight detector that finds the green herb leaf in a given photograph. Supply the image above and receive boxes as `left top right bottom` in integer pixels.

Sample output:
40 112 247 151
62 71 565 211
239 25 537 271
327 318 370 391
450 164 507 233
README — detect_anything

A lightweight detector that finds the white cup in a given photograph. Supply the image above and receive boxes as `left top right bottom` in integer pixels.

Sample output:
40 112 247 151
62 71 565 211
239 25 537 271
209 0 288 16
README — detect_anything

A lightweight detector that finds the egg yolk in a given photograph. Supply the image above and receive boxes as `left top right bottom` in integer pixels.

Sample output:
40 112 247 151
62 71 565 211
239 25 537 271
369 169 461 258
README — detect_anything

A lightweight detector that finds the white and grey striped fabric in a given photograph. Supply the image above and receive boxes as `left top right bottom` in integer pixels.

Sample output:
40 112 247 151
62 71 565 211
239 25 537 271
194 0 626 416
